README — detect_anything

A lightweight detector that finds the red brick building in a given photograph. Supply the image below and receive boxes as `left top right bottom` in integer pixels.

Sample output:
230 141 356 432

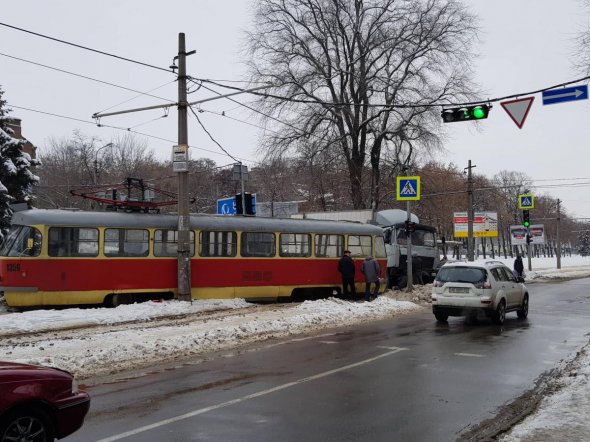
4 118 36 159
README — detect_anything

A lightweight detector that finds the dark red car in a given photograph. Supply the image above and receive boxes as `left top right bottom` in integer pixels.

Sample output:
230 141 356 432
0 362 90 441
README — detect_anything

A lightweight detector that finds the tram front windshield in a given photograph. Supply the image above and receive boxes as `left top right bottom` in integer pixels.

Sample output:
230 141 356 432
0 225 42 257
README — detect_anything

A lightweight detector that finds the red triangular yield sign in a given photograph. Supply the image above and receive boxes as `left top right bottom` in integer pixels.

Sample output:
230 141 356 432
500 97 535 129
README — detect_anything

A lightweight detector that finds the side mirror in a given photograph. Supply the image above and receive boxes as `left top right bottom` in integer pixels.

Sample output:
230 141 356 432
518 276 525 283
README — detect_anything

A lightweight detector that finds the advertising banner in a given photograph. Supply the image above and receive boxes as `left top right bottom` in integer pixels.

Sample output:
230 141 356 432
510 224 545 245
453 212 498 238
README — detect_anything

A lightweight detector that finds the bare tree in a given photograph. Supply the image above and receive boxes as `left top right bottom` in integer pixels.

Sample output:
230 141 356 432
35 132 160 210
245 0 479 209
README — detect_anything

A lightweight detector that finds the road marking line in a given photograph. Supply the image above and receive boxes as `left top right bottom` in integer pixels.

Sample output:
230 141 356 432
454 352 486 358
94 347 408 442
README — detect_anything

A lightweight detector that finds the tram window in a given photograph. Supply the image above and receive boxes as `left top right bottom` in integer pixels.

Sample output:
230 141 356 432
199 231 237 257
154 230 195 257
375 236 387 258
348 235 372 257
279 233 311 257
104 228 149 257
0 226 42 257
315 234 344 258
48 227 98 257
241 232 275 257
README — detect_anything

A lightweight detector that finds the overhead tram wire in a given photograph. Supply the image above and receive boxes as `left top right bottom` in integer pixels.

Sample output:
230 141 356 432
192 80 344 145
199 74 590 109
0 52 175 104
4 20 589 109
7 103 255 162
188 105 240 163
0 22 173 74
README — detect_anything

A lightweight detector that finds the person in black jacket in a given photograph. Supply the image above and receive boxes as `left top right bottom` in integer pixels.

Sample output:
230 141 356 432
514 254 524 278
338 250 356 300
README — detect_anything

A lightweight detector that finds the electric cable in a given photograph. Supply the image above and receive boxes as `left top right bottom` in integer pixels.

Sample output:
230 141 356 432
0 21 172 74
0 52 174 103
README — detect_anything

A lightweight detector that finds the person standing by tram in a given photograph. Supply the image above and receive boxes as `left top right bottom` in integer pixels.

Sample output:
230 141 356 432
338 250 356 300
361 255 381 302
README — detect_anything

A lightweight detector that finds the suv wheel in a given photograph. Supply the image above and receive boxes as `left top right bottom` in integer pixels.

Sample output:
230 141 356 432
517 294 529 319
492 300 505 325
434 313 448 322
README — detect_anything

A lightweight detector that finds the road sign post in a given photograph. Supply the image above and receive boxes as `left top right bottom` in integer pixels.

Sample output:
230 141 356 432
396 176 421 292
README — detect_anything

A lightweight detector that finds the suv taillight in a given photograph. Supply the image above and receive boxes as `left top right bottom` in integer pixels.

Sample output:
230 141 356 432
474 281 491 289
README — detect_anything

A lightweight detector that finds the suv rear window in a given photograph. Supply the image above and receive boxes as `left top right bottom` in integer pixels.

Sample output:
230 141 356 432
436 267 487 284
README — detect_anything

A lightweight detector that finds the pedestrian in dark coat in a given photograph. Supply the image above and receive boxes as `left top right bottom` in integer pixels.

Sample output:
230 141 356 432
338 250 356 300
361 255 381 301
514 254 524 278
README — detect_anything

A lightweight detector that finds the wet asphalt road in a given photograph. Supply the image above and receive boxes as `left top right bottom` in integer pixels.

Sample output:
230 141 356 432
67 278 590 442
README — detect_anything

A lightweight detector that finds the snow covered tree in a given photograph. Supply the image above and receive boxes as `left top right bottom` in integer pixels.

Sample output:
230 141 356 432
0 86 40 241
577 230 590 257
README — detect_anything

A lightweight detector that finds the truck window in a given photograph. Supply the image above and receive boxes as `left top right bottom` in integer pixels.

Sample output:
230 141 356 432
375 236 386 258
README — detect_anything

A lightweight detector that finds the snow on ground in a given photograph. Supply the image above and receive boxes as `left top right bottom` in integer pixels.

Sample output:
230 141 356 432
1 255 590 440
0 294 422 380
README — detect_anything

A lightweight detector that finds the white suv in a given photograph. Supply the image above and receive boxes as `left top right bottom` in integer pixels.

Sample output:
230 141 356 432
431 261 529 324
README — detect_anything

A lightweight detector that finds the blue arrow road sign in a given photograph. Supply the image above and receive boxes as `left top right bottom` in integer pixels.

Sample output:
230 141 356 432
542 85 588 105
217 197 236 215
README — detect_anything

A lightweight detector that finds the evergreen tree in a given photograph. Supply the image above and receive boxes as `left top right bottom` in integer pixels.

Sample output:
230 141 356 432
577 230 590 256
0 86 40 241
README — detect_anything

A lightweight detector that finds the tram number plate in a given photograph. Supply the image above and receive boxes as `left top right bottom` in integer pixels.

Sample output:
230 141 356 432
7 263 20 272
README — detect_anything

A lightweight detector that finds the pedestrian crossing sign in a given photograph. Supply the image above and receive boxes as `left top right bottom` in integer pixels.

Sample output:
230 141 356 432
396 176 421 201
518 194 534 209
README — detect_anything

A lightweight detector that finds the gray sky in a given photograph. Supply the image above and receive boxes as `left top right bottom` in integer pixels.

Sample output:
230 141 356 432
2 0 590 219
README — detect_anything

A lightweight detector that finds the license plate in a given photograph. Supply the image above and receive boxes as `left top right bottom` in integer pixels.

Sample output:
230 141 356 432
449 287 469 294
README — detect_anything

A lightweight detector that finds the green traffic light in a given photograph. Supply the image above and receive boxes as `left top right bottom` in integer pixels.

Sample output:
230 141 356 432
472 106 485 119
523 221 530 227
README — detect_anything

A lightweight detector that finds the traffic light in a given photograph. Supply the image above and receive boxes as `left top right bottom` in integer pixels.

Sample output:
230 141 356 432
235 193 255 215
441 104 491 123
522 210 530 228
404 220 415 233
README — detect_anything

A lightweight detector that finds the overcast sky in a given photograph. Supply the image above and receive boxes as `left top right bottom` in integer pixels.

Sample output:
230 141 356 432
2 1 590 219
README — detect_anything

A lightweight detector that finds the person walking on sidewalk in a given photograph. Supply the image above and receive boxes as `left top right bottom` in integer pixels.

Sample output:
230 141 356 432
338 250 356 300
361 255 381 301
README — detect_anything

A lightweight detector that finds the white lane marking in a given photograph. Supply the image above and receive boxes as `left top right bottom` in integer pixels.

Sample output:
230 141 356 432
454 352 486 358
94 347 409 442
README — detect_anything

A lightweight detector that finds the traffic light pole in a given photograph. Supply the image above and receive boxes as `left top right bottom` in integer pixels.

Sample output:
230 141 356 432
466 160 475 261
240 162 246 217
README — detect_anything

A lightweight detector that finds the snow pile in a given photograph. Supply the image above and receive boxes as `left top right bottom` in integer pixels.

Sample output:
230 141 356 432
0 295 422 380
500 345 590 441
0 298 252 335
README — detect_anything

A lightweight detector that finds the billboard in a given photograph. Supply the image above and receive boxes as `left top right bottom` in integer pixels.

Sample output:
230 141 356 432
453 212 498 237
510 224 545 245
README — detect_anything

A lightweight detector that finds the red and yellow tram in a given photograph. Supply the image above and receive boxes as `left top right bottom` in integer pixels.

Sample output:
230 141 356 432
0 209 387 307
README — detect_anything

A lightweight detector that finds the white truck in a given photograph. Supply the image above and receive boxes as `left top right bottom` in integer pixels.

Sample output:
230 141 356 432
295 209 440 288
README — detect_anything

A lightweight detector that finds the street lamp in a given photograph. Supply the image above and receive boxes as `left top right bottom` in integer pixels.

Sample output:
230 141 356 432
94 142 113 184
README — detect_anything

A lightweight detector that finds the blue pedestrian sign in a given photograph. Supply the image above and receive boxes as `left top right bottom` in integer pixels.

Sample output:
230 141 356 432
217 197 236 215
542 85 588 105
396 176 421 201
518 194 534 209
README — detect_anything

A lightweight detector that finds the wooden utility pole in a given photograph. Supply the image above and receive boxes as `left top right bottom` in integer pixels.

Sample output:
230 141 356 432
90 34 271 304
176 33 191 301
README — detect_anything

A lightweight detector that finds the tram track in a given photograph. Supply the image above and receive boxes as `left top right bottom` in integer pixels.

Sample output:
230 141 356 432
0 302 300 344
